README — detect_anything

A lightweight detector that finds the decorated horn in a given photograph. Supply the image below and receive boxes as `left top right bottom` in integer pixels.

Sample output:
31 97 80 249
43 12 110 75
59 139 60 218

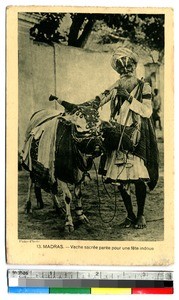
49 94 58 101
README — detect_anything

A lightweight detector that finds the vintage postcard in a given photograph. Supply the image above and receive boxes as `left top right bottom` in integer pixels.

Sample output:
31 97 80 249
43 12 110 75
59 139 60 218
6 6 174 265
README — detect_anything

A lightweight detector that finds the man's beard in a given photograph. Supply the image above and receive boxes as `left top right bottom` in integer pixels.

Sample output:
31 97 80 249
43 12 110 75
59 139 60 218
119 74 138 93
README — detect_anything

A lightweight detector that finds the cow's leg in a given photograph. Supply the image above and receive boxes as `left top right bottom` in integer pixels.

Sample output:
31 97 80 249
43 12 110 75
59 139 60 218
34 185 44 209
24 177 33 213
74 183 89 223
59 181 74 232
51 193 65 215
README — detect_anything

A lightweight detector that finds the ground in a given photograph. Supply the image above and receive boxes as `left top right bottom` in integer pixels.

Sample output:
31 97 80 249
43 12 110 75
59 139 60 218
18 132 164 241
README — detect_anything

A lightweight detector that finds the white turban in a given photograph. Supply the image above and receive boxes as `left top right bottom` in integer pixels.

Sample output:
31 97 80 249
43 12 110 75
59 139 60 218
111 47 139 72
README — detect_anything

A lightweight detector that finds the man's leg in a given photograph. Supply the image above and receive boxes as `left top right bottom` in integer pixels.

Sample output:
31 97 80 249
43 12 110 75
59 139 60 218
134 181 147 229
118 184 136 228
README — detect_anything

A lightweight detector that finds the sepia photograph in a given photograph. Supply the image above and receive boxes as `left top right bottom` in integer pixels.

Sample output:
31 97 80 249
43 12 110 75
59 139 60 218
6 6 174 265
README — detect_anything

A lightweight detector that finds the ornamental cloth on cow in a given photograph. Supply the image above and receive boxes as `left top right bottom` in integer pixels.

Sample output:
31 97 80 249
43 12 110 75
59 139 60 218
21 101 99 192
21 109 61 192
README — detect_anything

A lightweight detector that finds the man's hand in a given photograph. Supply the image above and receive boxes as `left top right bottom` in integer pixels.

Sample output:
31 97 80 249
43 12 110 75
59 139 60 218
116 86 130 99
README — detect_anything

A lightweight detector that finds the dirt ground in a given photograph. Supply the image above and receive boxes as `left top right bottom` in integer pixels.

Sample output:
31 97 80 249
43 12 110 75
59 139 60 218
18 135 164 241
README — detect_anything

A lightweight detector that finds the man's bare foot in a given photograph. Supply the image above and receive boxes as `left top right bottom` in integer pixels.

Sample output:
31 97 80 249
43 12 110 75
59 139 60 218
119 217 136 228
134 215 146 229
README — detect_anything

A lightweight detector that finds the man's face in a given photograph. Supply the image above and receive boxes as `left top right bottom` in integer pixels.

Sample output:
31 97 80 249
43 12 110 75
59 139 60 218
115 56 136 75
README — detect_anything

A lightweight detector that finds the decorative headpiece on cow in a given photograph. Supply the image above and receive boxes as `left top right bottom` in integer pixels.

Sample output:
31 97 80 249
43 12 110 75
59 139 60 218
49 94 100 133
49 94 102 157
77 97 100 131
73 97 101 157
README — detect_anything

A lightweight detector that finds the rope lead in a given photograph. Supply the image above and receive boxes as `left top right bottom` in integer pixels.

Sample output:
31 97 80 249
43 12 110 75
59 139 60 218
93 161 117 224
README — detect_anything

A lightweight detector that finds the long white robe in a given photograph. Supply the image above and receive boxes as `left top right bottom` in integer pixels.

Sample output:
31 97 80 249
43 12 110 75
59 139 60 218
99 80 153 182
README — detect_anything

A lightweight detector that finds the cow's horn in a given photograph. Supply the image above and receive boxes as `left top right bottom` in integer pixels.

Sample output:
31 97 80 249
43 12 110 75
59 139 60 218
49 95 58 101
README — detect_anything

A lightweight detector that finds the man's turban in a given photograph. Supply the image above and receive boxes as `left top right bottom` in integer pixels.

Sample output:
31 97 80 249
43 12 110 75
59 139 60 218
111 47 139 72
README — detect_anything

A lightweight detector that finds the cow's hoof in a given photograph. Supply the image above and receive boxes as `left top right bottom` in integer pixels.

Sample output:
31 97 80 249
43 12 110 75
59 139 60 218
65 224 74 233
78 214 89 224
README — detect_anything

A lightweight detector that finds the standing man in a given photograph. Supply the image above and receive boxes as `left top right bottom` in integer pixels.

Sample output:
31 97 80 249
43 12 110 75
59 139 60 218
152 88 162 130
98 47 159 229
49 47 159 229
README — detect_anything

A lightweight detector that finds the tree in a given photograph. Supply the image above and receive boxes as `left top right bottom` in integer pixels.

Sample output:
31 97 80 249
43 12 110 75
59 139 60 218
29 12 164 58
67 14 95 47
29 13 65 45
98 14 164 62
96 14 164 53
29 12 95 46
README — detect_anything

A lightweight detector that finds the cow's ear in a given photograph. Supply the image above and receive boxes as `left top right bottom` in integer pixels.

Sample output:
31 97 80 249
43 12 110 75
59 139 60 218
92 97 100 109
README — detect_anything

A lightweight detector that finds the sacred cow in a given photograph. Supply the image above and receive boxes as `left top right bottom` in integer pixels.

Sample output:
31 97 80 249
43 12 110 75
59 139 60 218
21 96 103 232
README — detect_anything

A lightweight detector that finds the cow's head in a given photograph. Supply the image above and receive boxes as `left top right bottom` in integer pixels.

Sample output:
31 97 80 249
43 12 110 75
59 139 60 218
67 98 103 157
